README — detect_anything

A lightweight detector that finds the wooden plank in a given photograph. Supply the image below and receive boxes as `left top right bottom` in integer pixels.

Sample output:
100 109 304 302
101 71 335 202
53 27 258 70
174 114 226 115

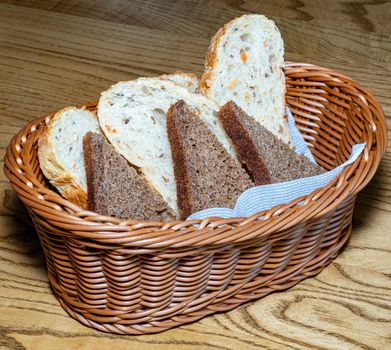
0 4 389 122
1 0 390 36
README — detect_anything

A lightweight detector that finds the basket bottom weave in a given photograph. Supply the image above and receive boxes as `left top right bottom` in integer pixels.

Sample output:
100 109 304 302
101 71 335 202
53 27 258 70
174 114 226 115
48 224 352 335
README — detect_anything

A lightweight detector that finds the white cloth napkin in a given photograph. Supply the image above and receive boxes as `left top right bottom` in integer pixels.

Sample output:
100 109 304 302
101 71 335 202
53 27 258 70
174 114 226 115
188 108 365 220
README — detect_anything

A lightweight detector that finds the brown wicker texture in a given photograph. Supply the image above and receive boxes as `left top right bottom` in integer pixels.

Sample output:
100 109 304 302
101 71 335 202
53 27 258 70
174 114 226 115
3 63 387 335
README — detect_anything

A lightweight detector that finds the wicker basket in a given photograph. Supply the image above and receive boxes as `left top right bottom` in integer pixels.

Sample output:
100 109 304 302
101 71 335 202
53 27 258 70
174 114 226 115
4 63 387 335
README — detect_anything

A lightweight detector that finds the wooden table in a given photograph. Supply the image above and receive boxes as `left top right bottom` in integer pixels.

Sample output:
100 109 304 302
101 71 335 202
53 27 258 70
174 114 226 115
1 1 390 349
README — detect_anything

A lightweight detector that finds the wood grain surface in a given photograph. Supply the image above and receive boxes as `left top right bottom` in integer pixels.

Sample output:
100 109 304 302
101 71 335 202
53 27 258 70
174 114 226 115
0 1 390 349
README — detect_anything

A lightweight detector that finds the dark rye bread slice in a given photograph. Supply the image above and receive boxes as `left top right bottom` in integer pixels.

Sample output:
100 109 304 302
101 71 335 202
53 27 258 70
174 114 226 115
83 132 174 221
167 100 254 220
218 101 325 184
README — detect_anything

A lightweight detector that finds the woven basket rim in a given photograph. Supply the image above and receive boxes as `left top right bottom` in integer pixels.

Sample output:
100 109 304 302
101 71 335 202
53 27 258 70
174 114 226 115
3 62 387 247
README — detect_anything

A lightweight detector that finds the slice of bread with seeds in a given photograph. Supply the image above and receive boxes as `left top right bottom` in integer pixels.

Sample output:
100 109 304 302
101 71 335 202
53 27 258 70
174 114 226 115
167 100 254 219
83 132 174 221
38 107 101 208
199 14 292 146
98 77 237 215
218 101 325 184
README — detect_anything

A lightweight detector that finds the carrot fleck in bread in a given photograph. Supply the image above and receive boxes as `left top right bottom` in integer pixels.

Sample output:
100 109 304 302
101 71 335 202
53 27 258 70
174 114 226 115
83 132 174 221
167 100 253 219
218 101 325 183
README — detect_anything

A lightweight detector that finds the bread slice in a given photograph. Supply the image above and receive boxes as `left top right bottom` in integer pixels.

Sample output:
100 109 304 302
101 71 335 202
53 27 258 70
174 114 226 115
167 100 254 220
159 71 199 93
98 77 237 215
38 107 101 208
218 102 325 184
199 14 292 146
83 132 174 221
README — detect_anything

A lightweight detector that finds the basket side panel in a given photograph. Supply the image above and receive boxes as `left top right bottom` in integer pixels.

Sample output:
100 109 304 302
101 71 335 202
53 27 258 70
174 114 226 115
64 238 108 308
30 213 78 297
102 252 142 313
285 65 385 171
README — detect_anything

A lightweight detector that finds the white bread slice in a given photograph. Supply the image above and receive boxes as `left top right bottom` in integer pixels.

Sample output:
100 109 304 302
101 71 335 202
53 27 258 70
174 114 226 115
98 77 237 215
199 14 292 146
38 107 101 208
159 71 199 93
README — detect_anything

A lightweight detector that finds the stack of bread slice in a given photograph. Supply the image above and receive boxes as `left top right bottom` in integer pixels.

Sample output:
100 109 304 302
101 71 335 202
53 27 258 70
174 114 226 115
38 15 324 221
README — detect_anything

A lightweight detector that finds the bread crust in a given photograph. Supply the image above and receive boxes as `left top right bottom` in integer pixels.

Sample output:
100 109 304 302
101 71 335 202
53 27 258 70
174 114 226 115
166 101 194 219
159 71 199 92
199 25 227 94
37 107 89 209
218 102 272 185
82 132 97 211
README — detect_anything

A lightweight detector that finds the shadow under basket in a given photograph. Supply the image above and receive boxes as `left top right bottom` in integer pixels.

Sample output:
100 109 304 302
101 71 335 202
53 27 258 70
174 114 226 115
4 62 387 335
